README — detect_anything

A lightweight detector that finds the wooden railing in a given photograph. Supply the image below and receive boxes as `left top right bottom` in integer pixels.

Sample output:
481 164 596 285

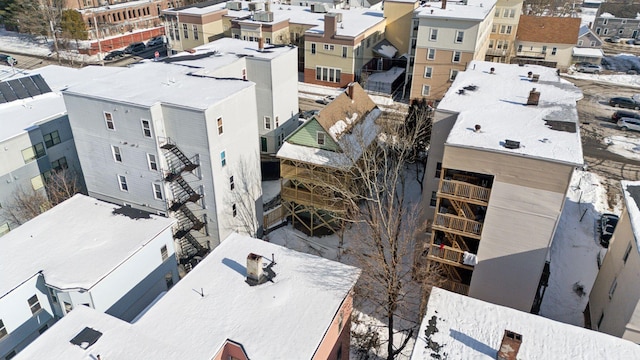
263 204 286 230
281 186 346 213
440 278 470 295
433 213 483 238
427 244 476 268
281 163 345 184
439 179 490 204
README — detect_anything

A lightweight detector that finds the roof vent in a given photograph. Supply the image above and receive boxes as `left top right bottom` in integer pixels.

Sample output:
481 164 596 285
531 74 540 82
504 140 520 149
496 330 522 360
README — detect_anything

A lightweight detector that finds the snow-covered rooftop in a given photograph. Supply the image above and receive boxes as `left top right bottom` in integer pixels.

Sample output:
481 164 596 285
174 37 296 67
438 61 584 166
415 0 496 21
573 47 604 57
0 194 175 298
411 287 640 359
14 233 361 359
621 181 640 254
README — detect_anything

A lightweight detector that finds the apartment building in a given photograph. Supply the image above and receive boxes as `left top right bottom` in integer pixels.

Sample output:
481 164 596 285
412 287 640 359
0 67 84 235
513 16 581 69
383 0 419 56
62 54 263 265
15 233 361 360
588 181 640 343
407 0 495 101
486 0 523 63
277 83 381 235
419 61 583 312
0 194 177 359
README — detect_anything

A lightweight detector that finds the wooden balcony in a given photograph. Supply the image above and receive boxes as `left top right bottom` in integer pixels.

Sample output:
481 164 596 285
281 184 347 213
440 278 470 295
281 163 345 185
427 243 475 270
438 179 490 205
433 213 483 239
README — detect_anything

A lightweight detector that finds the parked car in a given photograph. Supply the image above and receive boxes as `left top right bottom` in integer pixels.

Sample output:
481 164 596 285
575 63 602 74
612 110 640 122
600 213 619 248
104 50 125 61
609 96 640 109
0 54 17 65
124 42 146 54
605 36 621 43
146 35 166 47
617 117 640 132
315 95 336 105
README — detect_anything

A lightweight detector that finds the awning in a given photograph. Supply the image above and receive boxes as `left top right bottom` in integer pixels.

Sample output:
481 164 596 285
572 47 604 58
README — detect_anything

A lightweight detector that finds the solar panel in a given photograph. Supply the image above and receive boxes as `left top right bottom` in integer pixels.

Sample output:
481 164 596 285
69 327 102 349
8 79 30 100
21 76 43 97
0 82 17 102
31 74 52 93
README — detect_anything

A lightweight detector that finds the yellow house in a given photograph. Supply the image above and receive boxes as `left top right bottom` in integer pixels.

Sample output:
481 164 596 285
513 16 581 70
486 0 524 63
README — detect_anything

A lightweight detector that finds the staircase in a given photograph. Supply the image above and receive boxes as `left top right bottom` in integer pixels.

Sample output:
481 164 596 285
160 137 208 270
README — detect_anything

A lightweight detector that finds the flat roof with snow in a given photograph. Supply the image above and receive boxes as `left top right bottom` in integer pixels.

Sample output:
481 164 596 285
15 233 361 359
0 194 175 298
621 180 640 255
411 287 640 359
438 61 584 165
573 47 604 57
415 0 496 21
173 37 296 67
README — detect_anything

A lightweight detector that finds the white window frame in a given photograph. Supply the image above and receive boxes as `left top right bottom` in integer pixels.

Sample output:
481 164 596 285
452 51 461 63
311 42 316 54
161 245 168 261
317 132 325 145
342 46 347 58
264 116 272 130
152 183 163 200
112 145 122 162
551 47 557 55
455 30 464 43
104 112 115 130
192 24 198 40
449 69 459 81
427 48 436 60
421 85 430 96
141 119 152 138
509 9 516 18
316 66 341 83
118 174 128 192
182 23 189 39
578 40 584 46
429 28 438 41
494 8 500 17
147 153 158 171
491 24 497 33
424 66 433 78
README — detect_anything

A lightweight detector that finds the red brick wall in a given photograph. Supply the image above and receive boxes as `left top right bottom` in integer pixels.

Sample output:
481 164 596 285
303 68 354 88
80 27 165 55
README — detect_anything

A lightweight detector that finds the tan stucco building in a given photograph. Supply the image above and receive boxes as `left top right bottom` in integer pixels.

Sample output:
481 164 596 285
485 0 523 63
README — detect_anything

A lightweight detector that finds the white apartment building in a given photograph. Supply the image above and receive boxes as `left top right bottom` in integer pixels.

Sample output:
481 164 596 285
589 181 640 343
419 61 583 312
63 49 267 265
0 66 85 234
0 194 177 359
407 0 495 101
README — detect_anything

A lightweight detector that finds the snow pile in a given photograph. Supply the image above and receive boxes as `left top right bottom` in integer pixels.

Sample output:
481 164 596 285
604 135 640 161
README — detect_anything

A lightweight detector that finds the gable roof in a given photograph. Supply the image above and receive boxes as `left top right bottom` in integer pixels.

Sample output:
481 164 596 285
597 3 640 19
516 16 581 44
315 82 377 141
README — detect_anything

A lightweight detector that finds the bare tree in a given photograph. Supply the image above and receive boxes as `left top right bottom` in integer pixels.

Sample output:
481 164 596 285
224 156 262 237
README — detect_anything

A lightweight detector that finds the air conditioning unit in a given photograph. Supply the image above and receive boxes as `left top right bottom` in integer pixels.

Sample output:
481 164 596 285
254 11 274 22
227 1 242 10
328 12 343 22
248 2 264 11
311 3 329 13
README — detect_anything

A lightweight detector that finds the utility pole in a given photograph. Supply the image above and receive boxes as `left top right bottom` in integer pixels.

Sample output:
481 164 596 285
93 16 104 66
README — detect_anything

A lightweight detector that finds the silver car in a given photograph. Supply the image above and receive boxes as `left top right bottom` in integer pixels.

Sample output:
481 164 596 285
617 117 640 132
575 63 602 74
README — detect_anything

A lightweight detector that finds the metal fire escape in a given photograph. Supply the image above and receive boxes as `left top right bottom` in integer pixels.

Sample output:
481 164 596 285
160 138 209 271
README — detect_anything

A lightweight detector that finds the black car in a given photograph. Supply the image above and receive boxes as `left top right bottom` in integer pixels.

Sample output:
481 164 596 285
104 50 125 61
124 42 146 54
0 54 17 65
146 36 166 47
605 36 621 43
609 97 640 110
600 213 619 248
612 110 640 122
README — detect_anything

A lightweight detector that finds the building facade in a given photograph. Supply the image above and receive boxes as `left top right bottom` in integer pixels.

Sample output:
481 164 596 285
513 15 581 69
486 0 523 63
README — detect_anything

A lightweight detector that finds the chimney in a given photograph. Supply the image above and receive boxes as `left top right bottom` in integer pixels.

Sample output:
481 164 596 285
258 37 264 51
325 13 338 37
490 67 495 74
441 0 447 9
347 82 356 99
531 74 540 82
265 1 271 12
527 71 533 78
527 88 540 105
496 330 522 360
246 253 264 285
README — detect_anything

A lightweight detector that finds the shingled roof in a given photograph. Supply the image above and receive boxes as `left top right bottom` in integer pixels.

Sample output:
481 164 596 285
516 16 581 44
315 82 377 141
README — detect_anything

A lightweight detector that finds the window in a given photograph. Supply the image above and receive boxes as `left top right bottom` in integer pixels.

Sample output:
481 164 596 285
118 175 128 191
161 245 168 261
104 112 115 130
141 120 152 138
315 66 341 83
491 24 497 33
623 242 633 263
275 116 279 128
603 28 609 35
264 116 272 130
22 142 46 163
183 23 188 39
435 162 442 177
494 8 500 17
502 8 509 17
147 153 158 171
51 157 68 171
28 295 41 315
31 174 44 190
517 44 523 53
366 37 370 47
311 43 316 54
38 324 48 334
455 31 464 43
500 25 512 34
551 47 557 55
230 175 235 190
217 117 223 135
153 183 163 200
0 223 8 237
541 45 547 54
452 51 461 62
0 319 6 340
266 37 271 44
277 133 284 147
342 46 347 58
421 85 430 96
112 145 122 162
608 277 617 299
323 44 334 51
618 29 624 35
590 41 596 47
220 151 226 167
578 40 583 46
427 48 436 60
165 272 174 288
450 69 459 81
508 9 516 18
193 24 198 40
48 288 57 303
430 28 438 41
43 130 61 148
261 137 267 152
232 203 237 217
424 66 433 78
430 191 437 207
317 132 325 145
488 40 494 49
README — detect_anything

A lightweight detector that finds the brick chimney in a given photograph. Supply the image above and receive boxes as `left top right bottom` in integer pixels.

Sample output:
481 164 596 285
325 13 338 38
496 330 522 360
246 253 264 285
347 82 356 99
441 0 447 10
527 88 540 106
258 37 264 51
265 0 271 12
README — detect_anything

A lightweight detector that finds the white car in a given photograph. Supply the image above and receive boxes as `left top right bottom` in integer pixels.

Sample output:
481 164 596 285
575 63 602 74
